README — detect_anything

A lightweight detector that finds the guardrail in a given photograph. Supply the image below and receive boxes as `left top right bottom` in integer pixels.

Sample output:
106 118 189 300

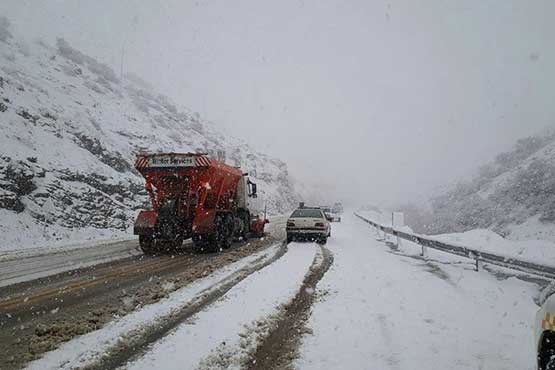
355 213 555 280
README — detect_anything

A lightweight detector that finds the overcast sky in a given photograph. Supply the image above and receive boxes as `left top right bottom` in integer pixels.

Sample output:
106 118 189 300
2 0 554 207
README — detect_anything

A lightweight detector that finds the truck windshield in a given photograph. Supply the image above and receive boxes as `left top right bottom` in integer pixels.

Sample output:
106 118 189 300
291 209 323 218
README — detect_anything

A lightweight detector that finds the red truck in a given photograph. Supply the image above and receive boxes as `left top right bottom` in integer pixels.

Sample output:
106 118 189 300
133 153 268 254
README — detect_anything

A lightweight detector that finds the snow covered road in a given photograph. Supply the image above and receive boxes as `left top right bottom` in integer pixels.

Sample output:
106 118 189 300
0 239 139 287
296 214 539 370
123 243 318 370
6 214 542 370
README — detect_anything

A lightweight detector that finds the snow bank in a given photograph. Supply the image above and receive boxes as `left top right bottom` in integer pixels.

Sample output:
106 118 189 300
430 228 555 267
358 210 555 268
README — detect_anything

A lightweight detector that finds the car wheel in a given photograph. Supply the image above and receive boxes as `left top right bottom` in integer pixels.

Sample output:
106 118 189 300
540 333 555 370
318 237 328 245
286 234 293 243
548 358 555 370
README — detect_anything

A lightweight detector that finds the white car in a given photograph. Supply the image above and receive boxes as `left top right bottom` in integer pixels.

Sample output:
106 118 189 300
535 285 555 369
286 208 331 244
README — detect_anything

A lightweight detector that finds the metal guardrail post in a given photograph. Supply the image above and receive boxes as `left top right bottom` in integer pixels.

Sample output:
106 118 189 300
468 252 480 271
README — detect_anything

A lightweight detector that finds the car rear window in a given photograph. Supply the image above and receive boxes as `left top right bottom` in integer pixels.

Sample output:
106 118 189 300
291 209 323 218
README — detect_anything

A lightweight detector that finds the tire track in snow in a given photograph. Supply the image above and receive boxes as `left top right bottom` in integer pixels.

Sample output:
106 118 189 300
246 244 334 370
78 241 289 370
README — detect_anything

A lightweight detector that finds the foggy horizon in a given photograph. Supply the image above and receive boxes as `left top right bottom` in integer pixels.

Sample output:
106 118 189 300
2 0 554 207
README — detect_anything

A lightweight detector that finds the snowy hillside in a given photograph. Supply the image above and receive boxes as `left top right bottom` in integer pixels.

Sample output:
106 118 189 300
406 130 555 242
0 20 300 251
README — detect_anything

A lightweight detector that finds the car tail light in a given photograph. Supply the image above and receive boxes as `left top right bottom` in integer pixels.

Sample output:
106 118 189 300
315 222 325 228
287 221 295 227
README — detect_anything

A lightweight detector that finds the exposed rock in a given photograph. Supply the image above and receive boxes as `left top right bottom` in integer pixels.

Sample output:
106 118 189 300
16 107 39 123
73 133 132 173
0 159 43 212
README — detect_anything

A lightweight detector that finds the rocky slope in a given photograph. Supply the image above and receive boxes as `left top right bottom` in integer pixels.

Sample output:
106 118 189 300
0 19 300 251
403 129 555 242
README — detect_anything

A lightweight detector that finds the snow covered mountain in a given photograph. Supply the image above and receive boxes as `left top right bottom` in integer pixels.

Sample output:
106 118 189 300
0 19 300 251
408 129 555 242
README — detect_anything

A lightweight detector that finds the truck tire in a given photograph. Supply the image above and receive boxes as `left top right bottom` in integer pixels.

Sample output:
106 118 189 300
192 234 209 253
241 211 250 241
169 237 184 252
139 235 157 255
220 233 231 250
539 332 555 370
215 215 231 251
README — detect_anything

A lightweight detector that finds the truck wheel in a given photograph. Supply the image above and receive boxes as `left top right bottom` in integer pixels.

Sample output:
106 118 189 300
214 215 231 251
192 235 209 253
139 235 157 255
220 233 231 250
540 332 555 370
169 237 184 252
242 212 251 241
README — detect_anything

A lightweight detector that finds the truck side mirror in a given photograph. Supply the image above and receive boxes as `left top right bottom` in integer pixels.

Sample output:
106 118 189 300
247 179 258 198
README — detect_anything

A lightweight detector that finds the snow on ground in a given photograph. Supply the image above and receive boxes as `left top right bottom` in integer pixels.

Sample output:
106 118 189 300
504 214 555 243
430 228 555 267
0 230 135 261
124 242 317 370
358 209 555 268
24 242 317 370
0 28 301 252
0 208 132 254
0 239 139 287
296 213 539 370
24 243 286 370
